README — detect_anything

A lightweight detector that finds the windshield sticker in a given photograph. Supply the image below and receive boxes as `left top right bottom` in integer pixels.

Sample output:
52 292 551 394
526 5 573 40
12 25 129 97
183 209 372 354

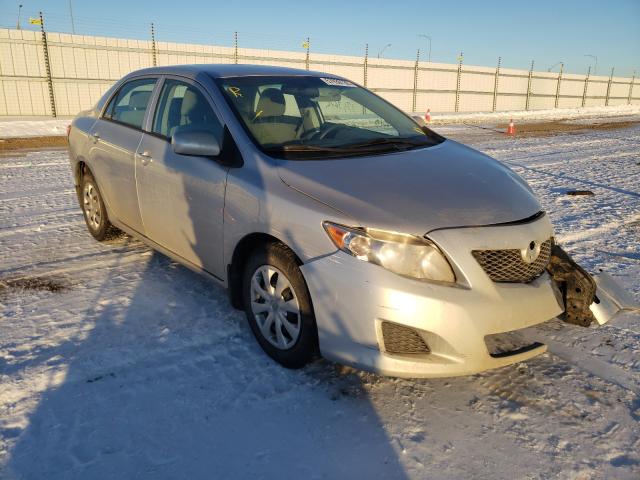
227 86 243 98
319 78 355 87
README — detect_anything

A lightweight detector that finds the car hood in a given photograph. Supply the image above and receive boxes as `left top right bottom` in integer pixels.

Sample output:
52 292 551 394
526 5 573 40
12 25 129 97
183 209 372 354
276 139 542 235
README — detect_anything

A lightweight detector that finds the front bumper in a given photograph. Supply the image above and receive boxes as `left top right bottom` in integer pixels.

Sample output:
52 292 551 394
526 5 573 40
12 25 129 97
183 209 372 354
300 215 564 378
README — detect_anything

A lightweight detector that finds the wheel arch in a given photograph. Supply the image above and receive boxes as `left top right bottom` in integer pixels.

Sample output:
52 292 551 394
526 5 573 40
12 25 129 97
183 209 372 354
73 158 90 203
227 232 304 309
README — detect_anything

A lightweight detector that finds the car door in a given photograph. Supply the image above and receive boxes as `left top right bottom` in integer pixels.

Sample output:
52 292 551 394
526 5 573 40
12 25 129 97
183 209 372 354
135 76 228 278
88 77 158 233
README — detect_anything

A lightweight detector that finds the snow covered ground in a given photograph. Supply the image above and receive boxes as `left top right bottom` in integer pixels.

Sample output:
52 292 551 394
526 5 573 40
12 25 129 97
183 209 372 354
1 119 639 479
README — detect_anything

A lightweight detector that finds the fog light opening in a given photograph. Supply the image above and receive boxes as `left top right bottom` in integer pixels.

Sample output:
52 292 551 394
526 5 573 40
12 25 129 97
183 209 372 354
381 321 431 355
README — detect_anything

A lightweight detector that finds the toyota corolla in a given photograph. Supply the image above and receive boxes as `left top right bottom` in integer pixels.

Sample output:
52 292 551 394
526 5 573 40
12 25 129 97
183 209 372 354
67 64 610 377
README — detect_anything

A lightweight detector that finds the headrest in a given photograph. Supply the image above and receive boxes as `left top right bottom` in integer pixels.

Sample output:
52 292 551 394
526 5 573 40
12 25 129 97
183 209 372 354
180 89 208 123
129 90 151 109
256 88 286 118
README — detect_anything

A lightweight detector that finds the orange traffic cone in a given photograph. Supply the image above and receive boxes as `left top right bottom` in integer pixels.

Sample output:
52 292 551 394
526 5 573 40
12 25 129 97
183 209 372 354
506 119 515 135
425 109 431 123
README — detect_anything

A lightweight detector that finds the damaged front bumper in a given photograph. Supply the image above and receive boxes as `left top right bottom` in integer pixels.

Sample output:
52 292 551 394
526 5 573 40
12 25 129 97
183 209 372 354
547 244 639 327
589 271 639 325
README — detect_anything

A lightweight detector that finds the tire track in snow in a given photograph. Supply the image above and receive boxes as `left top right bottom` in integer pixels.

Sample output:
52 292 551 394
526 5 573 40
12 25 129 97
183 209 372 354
557 214 640 244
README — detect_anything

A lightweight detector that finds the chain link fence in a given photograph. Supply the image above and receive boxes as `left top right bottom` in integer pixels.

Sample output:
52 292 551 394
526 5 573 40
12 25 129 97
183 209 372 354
0 19 637 117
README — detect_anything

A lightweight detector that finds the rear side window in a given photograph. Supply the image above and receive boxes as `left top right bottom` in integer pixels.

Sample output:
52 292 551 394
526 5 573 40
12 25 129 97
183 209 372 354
152 79 223 141
103 78 156 129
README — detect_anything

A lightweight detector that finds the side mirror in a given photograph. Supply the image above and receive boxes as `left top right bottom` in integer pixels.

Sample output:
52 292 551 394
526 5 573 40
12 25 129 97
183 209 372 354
171 129 221 157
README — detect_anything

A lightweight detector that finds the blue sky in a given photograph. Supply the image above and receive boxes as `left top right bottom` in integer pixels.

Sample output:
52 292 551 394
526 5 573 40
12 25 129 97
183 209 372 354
2 0 639 76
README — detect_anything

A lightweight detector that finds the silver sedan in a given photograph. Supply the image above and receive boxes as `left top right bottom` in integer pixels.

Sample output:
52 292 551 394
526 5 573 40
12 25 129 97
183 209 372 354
67 64 609 377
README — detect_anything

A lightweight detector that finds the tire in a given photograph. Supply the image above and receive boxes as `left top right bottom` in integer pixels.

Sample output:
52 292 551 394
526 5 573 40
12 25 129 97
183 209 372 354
80 170 120 241
242 242 319 369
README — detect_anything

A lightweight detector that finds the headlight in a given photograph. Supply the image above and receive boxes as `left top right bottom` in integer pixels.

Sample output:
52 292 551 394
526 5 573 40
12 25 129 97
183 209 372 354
323 222 456 283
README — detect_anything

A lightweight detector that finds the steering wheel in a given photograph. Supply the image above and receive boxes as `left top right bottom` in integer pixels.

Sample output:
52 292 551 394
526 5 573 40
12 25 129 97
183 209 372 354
299 127 321 141
299 123 343 142
316 123 343 140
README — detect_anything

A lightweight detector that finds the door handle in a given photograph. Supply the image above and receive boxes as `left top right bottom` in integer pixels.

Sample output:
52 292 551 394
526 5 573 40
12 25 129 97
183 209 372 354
138 151 153 166
91 132 100 143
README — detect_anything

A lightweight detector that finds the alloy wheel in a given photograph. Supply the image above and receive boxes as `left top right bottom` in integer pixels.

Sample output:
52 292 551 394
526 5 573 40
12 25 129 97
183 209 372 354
250 265 301 350
83 183 101 231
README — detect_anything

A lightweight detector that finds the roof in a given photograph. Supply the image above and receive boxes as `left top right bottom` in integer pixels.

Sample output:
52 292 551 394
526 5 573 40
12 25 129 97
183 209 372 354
126 64 336 79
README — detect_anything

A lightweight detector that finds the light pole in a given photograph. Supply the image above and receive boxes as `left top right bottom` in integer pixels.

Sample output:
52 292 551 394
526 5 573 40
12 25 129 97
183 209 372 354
418 34 431 62
69 0 76 34
16 4 22 30
377 43 391 59
584 54 597 75
547 61 563 72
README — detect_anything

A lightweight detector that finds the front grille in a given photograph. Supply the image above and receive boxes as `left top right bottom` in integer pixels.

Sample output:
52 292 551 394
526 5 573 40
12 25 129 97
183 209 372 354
472 239 552 283
381 321 430 355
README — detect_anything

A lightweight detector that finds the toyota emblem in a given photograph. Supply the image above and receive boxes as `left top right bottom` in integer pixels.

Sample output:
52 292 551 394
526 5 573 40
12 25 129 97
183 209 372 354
521 240 541 264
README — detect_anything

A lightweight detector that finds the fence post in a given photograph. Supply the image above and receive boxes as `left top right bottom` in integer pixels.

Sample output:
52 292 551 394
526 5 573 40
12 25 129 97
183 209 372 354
304 37 310 70
455 52 463 112
234 31 238 64
581 66 591 107
39 12 56 117
363 44 368 87
525 60 534 111
554 62 563 108
150 23 157 66
492 56 501 112
412 49 420 113
605 67 614 106
628 70 636 105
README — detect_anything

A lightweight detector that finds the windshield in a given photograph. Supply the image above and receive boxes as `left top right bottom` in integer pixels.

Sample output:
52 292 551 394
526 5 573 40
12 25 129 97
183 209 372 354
216 75 444 159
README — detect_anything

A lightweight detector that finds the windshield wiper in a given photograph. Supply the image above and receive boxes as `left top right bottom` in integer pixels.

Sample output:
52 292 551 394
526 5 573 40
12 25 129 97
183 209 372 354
269 137 428 152
264 137 433 159
267 144 345 152
342 137 432 149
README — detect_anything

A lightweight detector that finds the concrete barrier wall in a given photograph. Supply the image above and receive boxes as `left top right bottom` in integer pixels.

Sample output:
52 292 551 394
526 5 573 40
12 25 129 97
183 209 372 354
1 28 638 117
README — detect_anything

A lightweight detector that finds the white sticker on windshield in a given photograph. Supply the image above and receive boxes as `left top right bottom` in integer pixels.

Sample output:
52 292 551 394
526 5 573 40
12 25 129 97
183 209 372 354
320 77 355 87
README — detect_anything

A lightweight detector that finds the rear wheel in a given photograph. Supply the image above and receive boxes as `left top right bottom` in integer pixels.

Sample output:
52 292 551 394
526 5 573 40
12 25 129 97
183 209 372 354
242 242 319 368
80 171 120 241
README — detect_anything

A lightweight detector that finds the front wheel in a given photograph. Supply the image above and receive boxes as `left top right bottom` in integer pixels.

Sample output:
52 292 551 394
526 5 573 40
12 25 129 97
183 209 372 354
242 242 319 368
